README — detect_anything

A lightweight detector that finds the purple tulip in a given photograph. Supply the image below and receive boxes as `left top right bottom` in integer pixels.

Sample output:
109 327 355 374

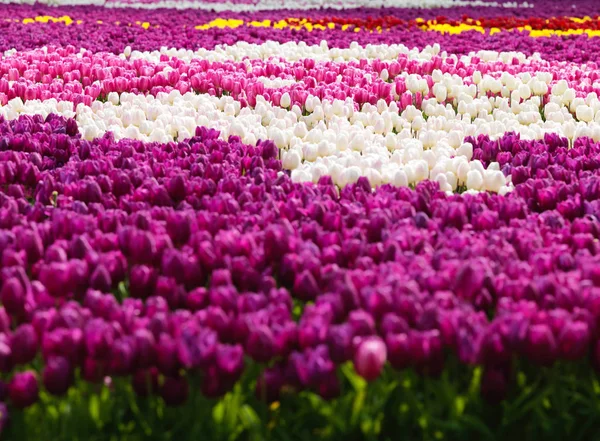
293 270 320 301
246 325 275 363
386 333 412 371
348 309 376 337
9 371 38 409
10 324 38 365
176 324 217 369
82 357 107 384
526 324 558 366
160 375 189 406
327 324 354 363
42 356 73 396
216 343 244 379
255 365 284 403
133 328 156 368
558 321 590 361
109 337 137 376
0 277 25 316
155 333 179 376
89 265 112 292
84 319 115 359
353 336 387 381
132 367 159 398
129 265 157 298
42 328 83 365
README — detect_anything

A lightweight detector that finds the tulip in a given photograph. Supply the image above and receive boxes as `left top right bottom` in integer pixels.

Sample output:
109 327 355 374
11 324 38 365
160 375 189 407
246 326 275 363
1 277 25 316
132 367 159 397
9 371 38 409
353 336 387 381
43 356 74 396
526 324 558 366
255 365 284 403
557 321 590 361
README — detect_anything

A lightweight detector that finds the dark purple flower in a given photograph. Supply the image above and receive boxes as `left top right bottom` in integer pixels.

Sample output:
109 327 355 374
9 371 38 409
327 324 354 363
246 325 275 363
0 277 25 315
255 365 284 403
42 356 73 396
132 367 159 397
156 334 179 376
558 320 590 361
160 375 189 407
526 324 558 366
216 343 244 379
386 333 412 371
11 324 38 365
129 265 157 298
89 265 112 292
293 270 320 301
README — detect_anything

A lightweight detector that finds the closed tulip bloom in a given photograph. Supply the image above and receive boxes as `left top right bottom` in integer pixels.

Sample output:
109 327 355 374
386 333 412 371
558 321 590 361
255 365 284 403
43 356 74 396
246 325 275 363
160 375 189 407
526 324 558 366
327 324 354 363
132 367 160 397
11 324 38 365
156 334 179 376
0 277 25 316
353 336 387 381
9 371 39 409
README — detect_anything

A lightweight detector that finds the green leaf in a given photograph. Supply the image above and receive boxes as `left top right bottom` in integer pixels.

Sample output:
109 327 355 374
341 362 367 391
89 395 101 427
240 404 260 430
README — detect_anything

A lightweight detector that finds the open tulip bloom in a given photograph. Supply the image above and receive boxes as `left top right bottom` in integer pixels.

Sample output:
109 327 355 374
1 0 600 439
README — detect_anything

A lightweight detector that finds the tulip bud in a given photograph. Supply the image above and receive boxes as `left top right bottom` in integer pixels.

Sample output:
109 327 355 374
160 375 189 406
527 324 558 366
9 371 38 409
353 336 387 381
43 356 73 396
558 321 590 361
246 326 275 363
327 324 354 363
82 357 107 384
156 334 179 376
1 277 25 316
129 265 157 298
132 367 159 397
255 365 284 403
11 324 38 365
89 265 112 292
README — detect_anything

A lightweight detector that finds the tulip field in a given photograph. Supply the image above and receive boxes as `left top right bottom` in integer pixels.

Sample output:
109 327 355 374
3 0 600 439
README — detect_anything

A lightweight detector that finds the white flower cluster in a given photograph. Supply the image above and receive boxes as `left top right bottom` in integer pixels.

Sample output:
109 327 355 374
127 41 541 65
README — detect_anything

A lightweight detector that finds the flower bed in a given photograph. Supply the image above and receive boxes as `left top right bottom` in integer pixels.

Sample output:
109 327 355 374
1 0 600 440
